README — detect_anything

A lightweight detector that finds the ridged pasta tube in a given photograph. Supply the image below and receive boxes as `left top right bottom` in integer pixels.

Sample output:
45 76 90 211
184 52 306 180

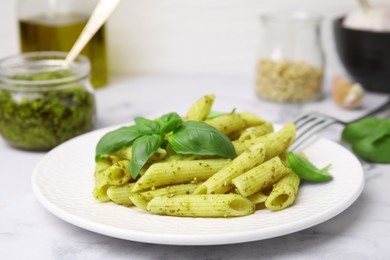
193 143 265 194
93 178 111 202
239 111 265 127
205 113 246 135
147 194 255 217
131 159 229 192
101 160 131 185
129 183 201 210
93 158 114 202
103 155 122 164
115 145 133 160
107 183 136 206
232 156 290 197
233 122 295 159
247 190 270 204
184 94 215 121
238 122 274 141
265 171 300 211
93 158 111 177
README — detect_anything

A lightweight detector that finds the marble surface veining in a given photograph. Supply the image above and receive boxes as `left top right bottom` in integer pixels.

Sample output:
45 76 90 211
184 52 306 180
1 75 390 260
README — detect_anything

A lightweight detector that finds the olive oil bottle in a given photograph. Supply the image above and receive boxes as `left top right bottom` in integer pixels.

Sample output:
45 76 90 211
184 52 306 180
19 14 108 89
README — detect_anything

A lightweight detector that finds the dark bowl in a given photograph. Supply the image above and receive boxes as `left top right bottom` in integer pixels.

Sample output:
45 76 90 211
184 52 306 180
333 17 390 93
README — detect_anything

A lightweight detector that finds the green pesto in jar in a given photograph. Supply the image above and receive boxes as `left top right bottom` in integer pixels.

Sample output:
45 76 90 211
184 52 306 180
0 70 95 150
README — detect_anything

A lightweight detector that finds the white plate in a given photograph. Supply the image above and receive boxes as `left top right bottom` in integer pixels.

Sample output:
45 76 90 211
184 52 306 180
32 125 364 245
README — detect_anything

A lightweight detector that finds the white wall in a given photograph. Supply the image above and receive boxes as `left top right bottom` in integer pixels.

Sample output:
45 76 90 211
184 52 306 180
106 0 350 76
0 0 389 77
0 0 19 58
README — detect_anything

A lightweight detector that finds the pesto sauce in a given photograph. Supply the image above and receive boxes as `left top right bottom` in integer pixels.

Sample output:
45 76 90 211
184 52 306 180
0 70 95 150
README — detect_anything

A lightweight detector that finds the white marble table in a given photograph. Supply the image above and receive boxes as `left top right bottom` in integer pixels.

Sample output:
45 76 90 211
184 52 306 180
1 75 390 259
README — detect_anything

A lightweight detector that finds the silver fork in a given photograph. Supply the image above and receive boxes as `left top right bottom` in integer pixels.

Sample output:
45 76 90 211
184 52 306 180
290 99 390 152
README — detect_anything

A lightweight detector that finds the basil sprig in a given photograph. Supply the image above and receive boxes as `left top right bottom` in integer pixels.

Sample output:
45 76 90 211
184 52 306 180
95 112 237 179
156 112 182 134
342 117 390 163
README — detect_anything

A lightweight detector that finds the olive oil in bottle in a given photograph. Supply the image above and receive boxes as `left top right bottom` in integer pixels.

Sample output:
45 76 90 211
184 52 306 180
19 14 108 88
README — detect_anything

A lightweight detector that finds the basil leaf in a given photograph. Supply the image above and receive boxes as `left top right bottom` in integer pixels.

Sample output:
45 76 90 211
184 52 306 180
352 120 390 163
157 112 182 134
95 126 141 161
342 117 390 163
134 117 160 135
287 152 332 182
168 121 237 159
342 117 384 144
130 134 164 179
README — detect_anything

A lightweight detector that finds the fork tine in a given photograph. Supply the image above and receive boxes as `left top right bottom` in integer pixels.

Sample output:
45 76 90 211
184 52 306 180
294 115 312 130
290 120 334 152
290 113 336 152
295 115 324 137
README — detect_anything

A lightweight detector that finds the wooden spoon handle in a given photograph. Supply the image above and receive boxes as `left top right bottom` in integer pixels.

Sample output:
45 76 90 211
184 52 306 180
63 0 121 67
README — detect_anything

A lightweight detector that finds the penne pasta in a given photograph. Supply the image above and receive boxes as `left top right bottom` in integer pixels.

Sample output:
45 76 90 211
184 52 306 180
131 159 229 192
237 122 274 141
239 111 265 127
93 157 111 177
183 94 215 121
147 194 255 217
114 145 132 160
101 160 132 186
232 156 290 197
91 95 329 217
193 143 265 194
247 189 272 204
129 183 201 210
107 183 136 206
93 177 111 202
265 171 300 211
205 113 246 135
233 122 295 159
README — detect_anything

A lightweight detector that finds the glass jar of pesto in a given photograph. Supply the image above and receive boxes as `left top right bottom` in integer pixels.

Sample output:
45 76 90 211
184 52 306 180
0 51 96 150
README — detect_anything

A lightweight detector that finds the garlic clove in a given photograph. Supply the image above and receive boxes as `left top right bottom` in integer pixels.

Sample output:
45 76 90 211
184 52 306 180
343 83 364 108
332 75 365 109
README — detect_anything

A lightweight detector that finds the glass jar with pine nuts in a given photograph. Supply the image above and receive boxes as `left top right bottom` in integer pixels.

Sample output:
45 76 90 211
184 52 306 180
255 12 324 103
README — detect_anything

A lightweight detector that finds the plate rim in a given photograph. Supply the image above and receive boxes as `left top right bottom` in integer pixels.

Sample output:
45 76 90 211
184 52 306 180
31 125 365 246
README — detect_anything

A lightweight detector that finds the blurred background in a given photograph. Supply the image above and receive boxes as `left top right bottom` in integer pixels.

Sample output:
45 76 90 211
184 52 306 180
1 0 388 81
